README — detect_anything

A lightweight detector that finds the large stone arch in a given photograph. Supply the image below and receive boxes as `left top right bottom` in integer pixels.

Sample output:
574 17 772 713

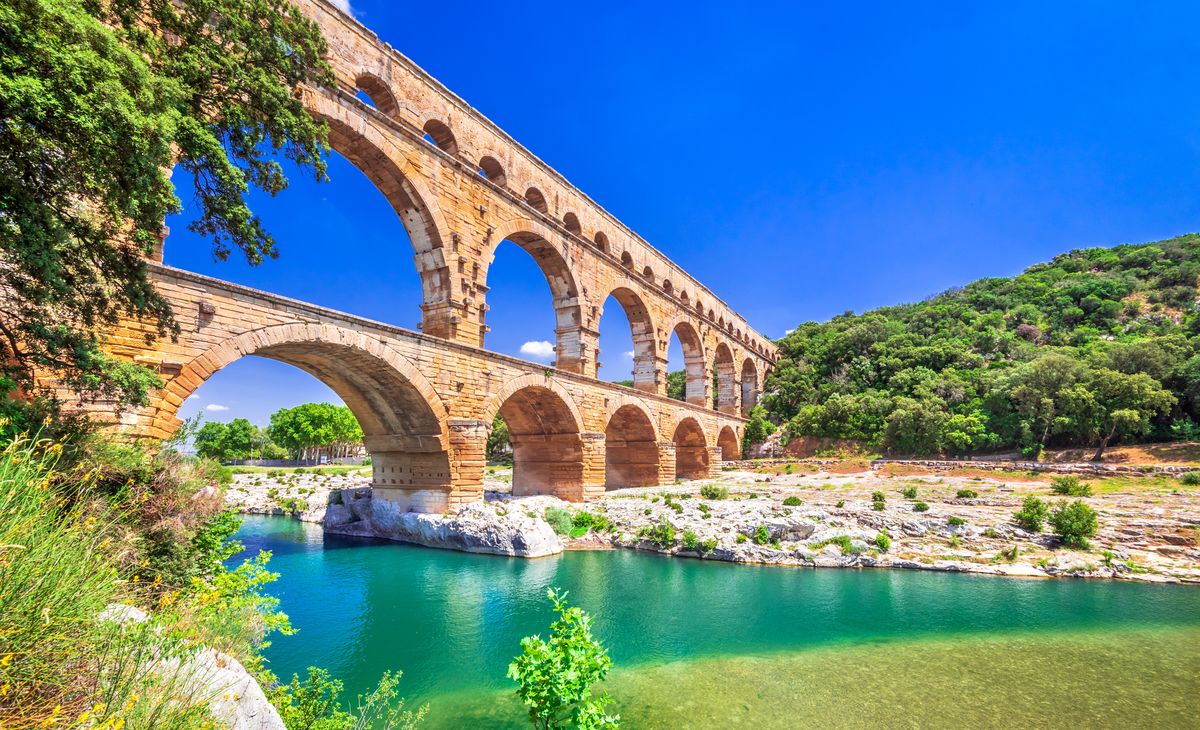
603 401 660 489
598 285 658 391
164 324 457 512
717 425 740 462
673 416 710 480
306 92 458 339
481 218 585 372
483 374 588 501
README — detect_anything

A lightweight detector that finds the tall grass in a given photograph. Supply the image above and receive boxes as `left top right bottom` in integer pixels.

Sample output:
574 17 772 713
0 437 219 728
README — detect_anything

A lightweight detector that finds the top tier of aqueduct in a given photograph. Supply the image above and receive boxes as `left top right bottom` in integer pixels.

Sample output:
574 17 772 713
278 0 777 393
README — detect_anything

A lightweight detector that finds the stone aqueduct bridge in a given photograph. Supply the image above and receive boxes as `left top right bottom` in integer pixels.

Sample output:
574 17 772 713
103 0 778 513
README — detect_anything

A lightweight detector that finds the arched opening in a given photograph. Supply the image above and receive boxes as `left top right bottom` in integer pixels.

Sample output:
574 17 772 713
167 106 442 336
597 287 656 390
604 405 659 489
525 187 549 214
714 343 737 414
169 329 455 513
493 385 585 500
482 228 584 371
673 417 710 480
563 212 581 235
478 156 507 186
594 231 609 252
718 426 740 461
422 119 458 155
680 291 689 306
707 309 715 320
741 358 759 416
620 251 634 269
666 322 707 406
353 73 400 118
662 279 673 295
642 265 654 281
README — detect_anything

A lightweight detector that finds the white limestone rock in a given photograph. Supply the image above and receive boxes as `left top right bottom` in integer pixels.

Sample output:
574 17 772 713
324 489 563 557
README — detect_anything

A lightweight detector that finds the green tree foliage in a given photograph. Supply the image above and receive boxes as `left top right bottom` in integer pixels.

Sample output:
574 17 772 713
267 403 363 462
193 418 285 461
666 370 686 401
269 667 426 730
741 405 776 454
508 588 620 730
0 0 330 408
488 414 511 460
763 235 1200 458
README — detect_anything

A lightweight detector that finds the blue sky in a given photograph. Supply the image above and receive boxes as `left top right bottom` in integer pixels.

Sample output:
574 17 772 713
169 0 1200 426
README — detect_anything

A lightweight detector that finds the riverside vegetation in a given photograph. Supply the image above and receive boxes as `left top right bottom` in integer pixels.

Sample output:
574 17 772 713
760 234 1200 460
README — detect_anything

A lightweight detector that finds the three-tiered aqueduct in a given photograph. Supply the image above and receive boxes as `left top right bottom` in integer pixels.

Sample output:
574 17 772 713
89 0 777 512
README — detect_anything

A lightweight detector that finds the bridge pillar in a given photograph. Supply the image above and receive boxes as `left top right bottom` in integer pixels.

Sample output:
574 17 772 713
552 319 593 375
604 432 660 490
370 449 456 513
420 299 480 347
447 418 488 507
656 441 677 484
580 431 606 501
705 447 725 478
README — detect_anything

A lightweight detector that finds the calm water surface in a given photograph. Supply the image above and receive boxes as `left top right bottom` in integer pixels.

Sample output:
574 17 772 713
235 516 1200 728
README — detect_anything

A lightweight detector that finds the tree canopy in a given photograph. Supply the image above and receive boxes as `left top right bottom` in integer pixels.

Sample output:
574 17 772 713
0 0 330 409
267 403 363 462
763 234 1200 459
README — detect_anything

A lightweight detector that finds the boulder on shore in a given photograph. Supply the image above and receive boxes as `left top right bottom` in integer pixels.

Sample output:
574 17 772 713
324 488 563 558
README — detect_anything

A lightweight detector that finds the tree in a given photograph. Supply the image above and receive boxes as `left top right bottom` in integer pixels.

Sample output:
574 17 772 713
666 370 686 401
741 405 775 455
0 0 331 409
508 588 619 730
267 403 363 462
1078 369 1175 461
487 415 511 460
1048 500 1099 548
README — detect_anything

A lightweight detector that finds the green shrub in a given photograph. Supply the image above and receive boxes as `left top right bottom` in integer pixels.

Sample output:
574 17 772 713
983 527 1000 539
700 484 728 500
640 518 677 549
752 525 771 545
682 530 700 550
900 486 918 499
835 500 845 508
573 511 614 533
782 496 802 506
1051 475 1092 497
698 538 718 554
812 535 864 554
955 489 978 499
871 499 886 511
735 533 748 544
271 667 426 730
1180 470 1200 486
1014 496 1049 532
870 491 886 503
874 530 891 552
1049 500 1099 548
508 588 618 729
912 501 929 512
544 507 574 536
947 516 966 526
998 545 1020 562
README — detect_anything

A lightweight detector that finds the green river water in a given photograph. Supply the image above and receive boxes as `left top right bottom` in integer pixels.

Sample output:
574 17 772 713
236 516 1200 728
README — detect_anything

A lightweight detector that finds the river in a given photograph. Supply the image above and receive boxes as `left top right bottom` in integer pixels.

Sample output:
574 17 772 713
235 515 1200 728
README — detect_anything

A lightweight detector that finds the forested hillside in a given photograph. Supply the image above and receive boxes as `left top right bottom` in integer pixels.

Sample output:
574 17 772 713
761 234 1200 458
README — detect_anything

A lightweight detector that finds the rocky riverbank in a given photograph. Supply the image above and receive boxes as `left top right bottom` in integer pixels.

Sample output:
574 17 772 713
223 462 1200 583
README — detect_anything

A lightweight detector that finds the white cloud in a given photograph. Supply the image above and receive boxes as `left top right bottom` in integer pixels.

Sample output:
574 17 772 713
623 351 635 360
187 394 199 401
329 0 353 15
520 340 555 360
205 404 229 412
